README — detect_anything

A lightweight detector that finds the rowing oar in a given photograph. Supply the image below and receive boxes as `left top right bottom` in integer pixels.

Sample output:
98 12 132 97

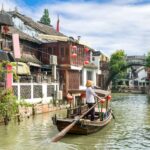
111 110 116 120
51 100 99 142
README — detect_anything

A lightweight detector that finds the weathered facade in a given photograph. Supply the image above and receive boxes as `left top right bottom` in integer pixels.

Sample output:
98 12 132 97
39 40 94 96
0 10 99 100
0 9 112 104
0 10 61 104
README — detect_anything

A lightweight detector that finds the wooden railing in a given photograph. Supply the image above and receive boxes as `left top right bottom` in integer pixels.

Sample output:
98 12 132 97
67 105 88 118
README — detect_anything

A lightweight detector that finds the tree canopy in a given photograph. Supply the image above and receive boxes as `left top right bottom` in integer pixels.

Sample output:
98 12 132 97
104 50 127 89
109 49 127 74
145 52 150 67
40 9 51 26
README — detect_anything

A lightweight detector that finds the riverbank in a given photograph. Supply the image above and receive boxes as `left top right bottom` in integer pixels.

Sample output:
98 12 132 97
0 103 67 124
0 94 150 150
112 87 147 94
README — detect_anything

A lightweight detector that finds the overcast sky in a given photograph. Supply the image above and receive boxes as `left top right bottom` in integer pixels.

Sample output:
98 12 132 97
1 0 150 56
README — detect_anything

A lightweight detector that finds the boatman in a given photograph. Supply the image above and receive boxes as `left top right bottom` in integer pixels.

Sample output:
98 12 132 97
85 80 97 121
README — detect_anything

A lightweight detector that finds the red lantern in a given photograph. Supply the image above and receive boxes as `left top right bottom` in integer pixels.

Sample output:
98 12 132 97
84 60 89 64
72 45 77 51
84 47 89 52
6 64 12 71
3 25 9 33
71 53 77 58
80 93 86 98
99 99 105 104
67 95 73 102
107 95 111 101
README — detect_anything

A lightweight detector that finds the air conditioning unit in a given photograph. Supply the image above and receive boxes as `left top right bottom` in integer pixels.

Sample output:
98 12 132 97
49 55 57 65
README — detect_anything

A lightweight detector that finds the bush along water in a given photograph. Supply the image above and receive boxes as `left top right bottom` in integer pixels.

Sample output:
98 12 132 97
0 89 18 125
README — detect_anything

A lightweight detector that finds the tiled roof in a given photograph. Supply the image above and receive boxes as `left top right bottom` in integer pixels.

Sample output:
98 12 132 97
8 11 66 37
5 26 42 44
17 54 42 65
0 50 9 61
0 50 15 62
0 10 13 26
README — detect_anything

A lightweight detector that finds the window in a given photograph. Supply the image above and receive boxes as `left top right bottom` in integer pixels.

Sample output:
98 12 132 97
87 71 92 80
92 57 95 61
62 47 64 55
53 47 56 55
60 47 65 57
66 47 69 56
48 47 53 54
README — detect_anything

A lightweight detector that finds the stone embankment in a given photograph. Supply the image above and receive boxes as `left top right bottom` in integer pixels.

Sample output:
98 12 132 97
0 103 67 124
19 103 67 118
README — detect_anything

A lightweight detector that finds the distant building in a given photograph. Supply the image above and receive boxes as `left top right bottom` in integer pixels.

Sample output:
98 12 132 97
92 50 110 89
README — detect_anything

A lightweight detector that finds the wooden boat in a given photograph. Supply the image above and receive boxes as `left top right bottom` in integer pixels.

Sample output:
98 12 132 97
52 89 112 135
52 107 112 135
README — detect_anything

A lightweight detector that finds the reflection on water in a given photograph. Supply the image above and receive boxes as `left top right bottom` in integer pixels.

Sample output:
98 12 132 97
0 94 150 150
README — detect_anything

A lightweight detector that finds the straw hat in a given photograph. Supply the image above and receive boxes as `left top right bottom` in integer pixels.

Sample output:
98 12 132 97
86 80 93 87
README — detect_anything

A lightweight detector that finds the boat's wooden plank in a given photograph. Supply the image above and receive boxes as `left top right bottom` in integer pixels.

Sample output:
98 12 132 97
94 89 111 97
57 118 74 122
57 113 112 127
81 115 112 127
55 112 112 135
68 89 110 97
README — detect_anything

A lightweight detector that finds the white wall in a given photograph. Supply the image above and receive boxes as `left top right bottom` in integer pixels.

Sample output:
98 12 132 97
12 82 60 104
129 66 147 87
80 68 97 89
137 67 147 80
92 56 100 74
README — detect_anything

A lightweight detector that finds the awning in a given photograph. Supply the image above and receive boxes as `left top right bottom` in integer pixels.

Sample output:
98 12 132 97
38 34 92 49
18 54 42 65
12 62 31 75
38 34 68 42
41 65 52 69
70 65 82 71
28 62 41 67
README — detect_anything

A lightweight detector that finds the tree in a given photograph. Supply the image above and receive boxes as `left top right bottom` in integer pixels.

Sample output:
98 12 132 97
105 50 127 89
40 9 51 25
109 49 127 74
145 52 150 67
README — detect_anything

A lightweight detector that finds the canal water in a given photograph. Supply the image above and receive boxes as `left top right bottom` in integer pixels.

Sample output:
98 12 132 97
0 94 150 150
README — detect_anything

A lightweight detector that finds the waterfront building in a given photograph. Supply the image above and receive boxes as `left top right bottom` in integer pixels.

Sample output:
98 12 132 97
0 9 103 107
92 50 110 89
